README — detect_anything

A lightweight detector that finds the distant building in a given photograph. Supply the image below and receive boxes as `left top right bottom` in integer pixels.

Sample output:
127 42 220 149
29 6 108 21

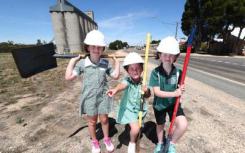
209 26 244 55
230 27 245 40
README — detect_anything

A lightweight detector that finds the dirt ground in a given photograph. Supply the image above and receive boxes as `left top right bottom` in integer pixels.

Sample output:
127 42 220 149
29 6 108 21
0 52 244 153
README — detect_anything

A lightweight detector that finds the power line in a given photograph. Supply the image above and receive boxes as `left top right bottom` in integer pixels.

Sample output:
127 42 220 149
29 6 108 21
152 16 180 39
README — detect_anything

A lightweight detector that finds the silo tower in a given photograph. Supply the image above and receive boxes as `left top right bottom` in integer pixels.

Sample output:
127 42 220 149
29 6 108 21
50 0 98 53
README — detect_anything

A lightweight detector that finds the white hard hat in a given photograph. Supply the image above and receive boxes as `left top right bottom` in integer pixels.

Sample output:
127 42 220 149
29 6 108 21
84 30 106 46
157 36 180 55
123 52 144 67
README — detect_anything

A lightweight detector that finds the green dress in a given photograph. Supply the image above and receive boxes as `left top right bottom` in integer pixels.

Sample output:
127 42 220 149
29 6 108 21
73 57 114 116
116 77 148 124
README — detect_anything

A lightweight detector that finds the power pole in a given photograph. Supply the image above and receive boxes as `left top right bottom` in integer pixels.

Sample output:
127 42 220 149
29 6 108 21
175 22 178 39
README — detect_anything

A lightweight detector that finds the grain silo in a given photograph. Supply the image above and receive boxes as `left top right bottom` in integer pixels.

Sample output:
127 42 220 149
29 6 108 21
50 0 98 53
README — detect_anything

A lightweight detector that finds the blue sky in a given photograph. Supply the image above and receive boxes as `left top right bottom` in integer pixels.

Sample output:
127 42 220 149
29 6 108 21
0 0 186 45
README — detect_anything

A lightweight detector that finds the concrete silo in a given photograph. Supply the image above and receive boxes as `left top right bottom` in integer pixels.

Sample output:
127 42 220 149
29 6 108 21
64 12 81 53
50 12 67 54
50 0 98 53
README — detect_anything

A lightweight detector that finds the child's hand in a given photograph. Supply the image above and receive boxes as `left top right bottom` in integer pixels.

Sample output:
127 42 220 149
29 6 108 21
143 85 151 98
110 54 120 79
111 54 117 61
112 55 119 64
71 55 81 62
107 89 117 97
175 84 185 97
179 84 185 92
142 85 148 93
65 55 81 80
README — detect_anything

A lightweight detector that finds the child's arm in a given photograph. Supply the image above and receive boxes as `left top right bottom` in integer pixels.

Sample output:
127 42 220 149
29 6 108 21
65 55 81 80
110 55 120 79
107 83 127 97
152 84 185 98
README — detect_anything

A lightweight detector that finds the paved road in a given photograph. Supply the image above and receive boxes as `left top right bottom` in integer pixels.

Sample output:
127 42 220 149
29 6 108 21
177 54 245 100
178 54 245 84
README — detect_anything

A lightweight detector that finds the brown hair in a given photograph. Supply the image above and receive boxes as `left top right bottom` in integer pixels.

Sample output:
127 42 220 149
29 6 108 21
84 44 105 53
124 63 143 71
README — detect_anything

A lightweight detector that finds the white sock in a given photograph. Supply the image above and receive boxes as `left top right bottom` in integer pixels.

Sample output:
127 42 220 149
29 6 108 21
129 142 136 146
170 141 175 145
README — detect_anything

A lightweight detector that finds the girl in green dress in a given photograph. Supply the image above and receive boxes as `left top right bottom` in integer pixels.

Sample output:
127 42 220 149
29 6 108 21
107 52 151 153
65 30 120 153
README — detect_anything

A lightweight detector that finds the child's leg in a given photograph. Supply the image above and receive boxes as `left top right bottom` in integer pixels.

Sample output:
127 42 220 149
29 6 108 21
87 115 99 140
171 115 188 143
153 108 166 144
129 122 140 142
153 108 166 152
99 114 109 138
87 115 101 153
153 124 165 153
127 122 140 153
156 124 165 144
99 114 114 152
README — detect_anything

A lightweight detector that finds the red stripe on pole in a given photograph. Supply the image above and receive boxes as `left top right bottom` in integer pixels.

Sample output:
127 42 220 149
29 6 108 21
168 45 192 135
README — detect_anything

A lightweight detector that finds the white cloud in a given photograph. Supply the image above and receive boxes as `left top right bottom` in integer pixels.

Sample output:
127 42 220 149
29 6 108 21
98 11 155 45
99 14 134 30
98 12 153 29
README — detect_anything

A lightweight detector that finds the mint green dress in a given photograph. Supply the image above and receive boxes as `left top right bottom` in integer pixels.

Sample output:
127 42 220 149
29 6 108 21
116 77 148 124
73 57 114 116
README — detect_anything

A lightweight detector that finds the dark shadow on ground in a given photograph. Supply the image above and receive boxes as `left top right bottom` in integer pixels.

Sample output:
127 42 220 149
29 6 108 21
96 117 118 140
116 121 159 149
68 117 118 140
68 124 88 138
142 121 158 144
116 124 130 149
69 118 161 147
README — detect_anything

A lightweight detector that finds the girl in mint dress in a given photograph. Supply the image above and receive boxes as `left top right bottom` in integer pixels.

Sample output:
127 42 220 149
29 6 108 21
107 52 151 153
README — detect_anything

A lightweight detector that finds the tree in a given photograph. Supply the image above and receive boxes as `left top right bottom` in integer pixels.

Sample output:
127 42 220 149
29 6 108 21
181 0 204 52
181 0 245 54
36 39 42 46
109 40 128 50
42 40 47 44
122 42 129 48
0 41 33 53
151 40 160 44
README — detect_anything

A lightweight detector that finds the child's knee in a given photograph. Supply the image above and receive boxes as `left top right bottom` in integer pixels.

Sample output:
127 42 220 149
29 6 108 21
176 116 188 130
156 124 165 129
131 126 140 134
88 119 97 126
100 116 109 124
130 123 140 133
182 116 188 128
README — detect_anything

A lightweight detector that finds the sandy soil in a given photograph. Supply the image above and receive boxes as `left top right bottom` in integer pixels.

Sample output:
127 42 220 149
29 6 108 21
0 51 244 153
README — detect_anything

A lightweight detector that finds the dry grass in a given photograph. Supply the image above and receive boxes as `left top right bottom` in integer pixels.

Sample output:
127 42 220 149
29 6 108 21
0 53 74 106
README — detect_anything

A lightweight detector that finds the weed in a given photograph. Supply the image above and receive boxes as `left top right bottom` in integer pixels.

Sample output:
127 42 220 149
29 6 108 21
16 116 24 124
